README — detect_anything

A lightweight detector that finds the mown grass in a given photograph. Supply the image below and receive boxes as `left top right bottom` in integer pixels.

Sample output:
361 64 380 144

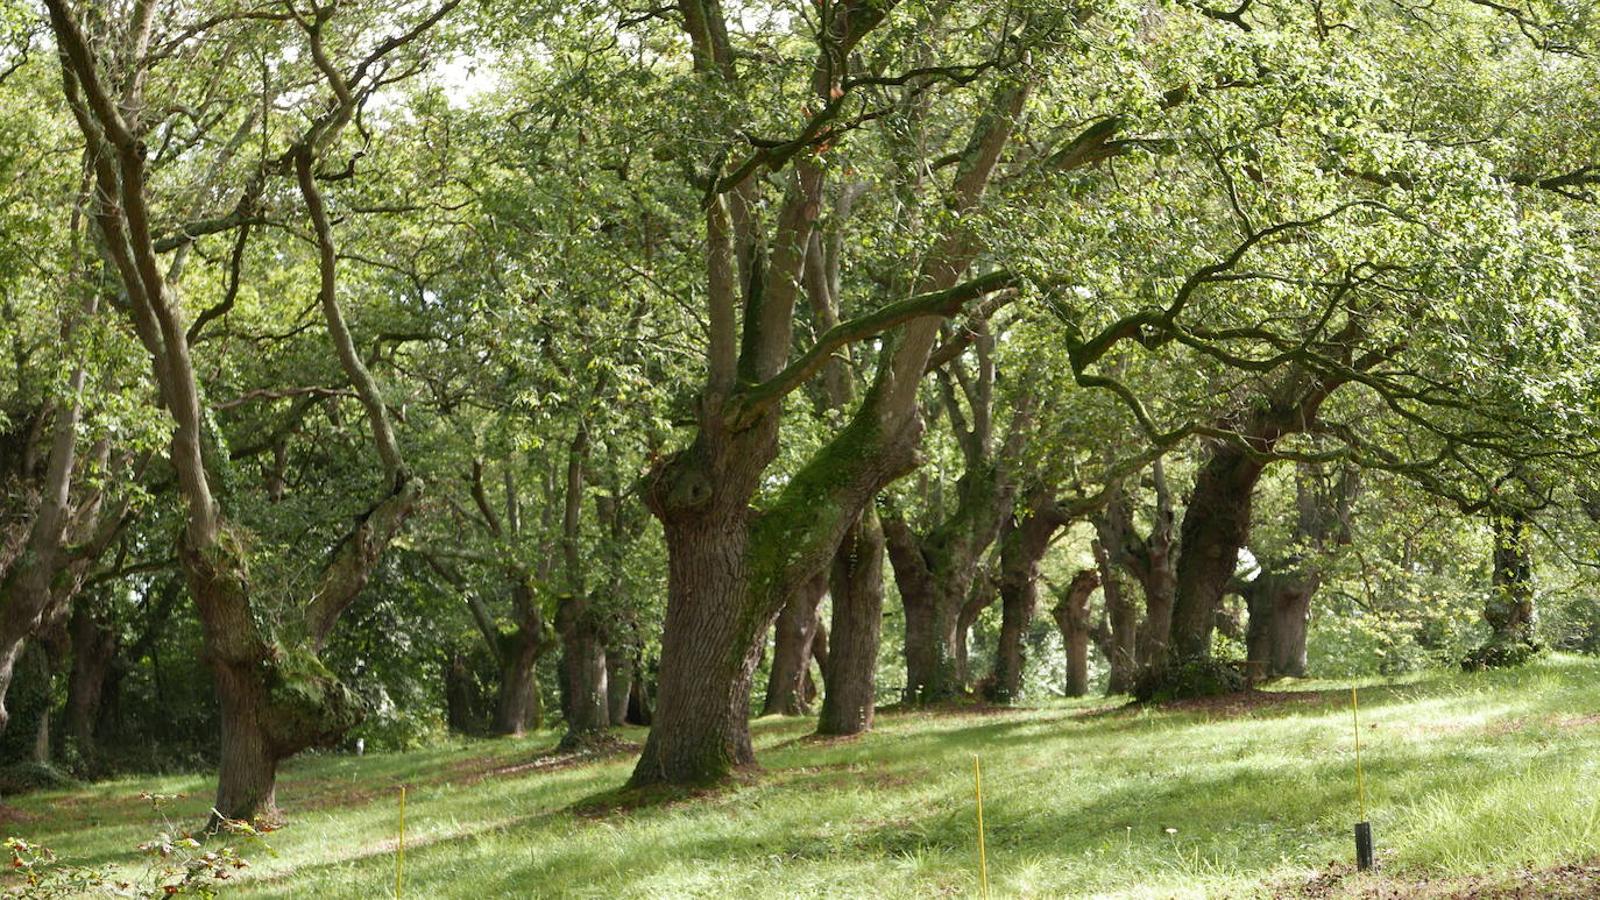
7 655 1600 898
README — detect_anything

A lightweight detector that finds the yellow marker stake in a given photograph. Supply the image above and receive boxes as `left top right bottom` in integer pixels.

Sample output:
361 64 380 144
974 755 991 900
1351 687 1367 821
396 785 406 899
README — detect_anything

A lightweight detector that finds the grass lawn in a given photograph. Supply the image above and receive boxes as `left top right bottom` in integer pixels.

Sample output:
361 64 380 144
6 655 1600 898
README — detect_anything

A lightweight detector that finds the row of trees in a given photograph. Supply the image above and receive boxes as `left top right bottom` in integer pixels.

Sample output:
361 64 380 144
3 0 1599 824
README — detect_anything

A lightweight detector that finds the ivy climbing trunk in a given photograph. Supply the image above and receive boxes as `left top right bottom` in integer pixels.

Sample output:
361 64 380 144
1466 511 1537 669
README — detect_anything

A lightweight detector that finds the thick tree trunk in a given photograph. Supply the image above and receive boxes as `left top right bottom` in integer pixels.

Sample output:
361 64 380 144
1243 574 1316 678
494 631 545 737
630 515 767 782
1168 447 1264 664
886 512 995 704
1050 570 1101 697
1271 588 1312 677
558 598 610 749
817 510 885 736
212 663 281 823
762 573 826 716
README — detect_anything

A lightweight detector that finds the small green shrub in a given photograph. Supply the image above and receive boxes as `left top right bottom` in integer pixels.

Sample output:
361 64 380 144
0 762 73 797
1133 656 1247 703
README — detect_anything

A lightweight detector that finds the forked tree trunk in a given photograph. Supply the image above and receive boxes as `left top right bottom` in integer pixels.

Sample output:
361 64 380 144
887 510 999 704
817 510 886 737
1050 570 1100 697
762 574 826 716
631 35 1025 784
954 575 995 690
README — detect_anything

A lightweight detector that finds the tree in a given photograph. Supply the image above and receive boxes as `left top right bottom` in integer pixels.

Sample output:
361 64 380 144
42 0 460 820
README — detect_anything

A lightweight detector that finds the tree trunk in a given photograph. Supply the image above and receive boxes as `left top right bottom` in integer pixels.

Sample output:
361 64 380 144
886 511 994 704
955 574 995 692
803 620 828 708
212 664 281 824
1271 587 1312 677
1244 574 1316 678
761 574 826 716
445 651 477 734
558 598 610 749
1092 540 1140 694
606 652 631 726
494 629 545 737
65 603 117 762
1051 570 1101 697
1465 511 1537 669
1168 446 1264 664
626 652 653 726
990 498 1064 702
816 510 885 737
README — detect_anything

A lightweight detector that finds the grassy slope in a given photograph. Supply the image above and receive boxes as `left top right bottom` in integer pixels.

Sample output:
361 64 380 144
7 655 1600 898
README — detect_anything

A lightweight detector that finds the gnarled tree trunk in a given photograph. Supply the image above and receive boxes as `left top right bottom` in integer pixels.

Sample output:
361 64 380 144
1050 569 1101 697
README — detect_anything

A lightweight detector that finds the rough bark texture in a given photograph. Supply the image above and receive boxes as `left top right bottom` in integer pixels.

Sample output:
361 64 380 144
633 8 1027 785
761 573 827 716
495 625 547 737
1243 574 1315 677
1049 570 1101 697
816 509 886 736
